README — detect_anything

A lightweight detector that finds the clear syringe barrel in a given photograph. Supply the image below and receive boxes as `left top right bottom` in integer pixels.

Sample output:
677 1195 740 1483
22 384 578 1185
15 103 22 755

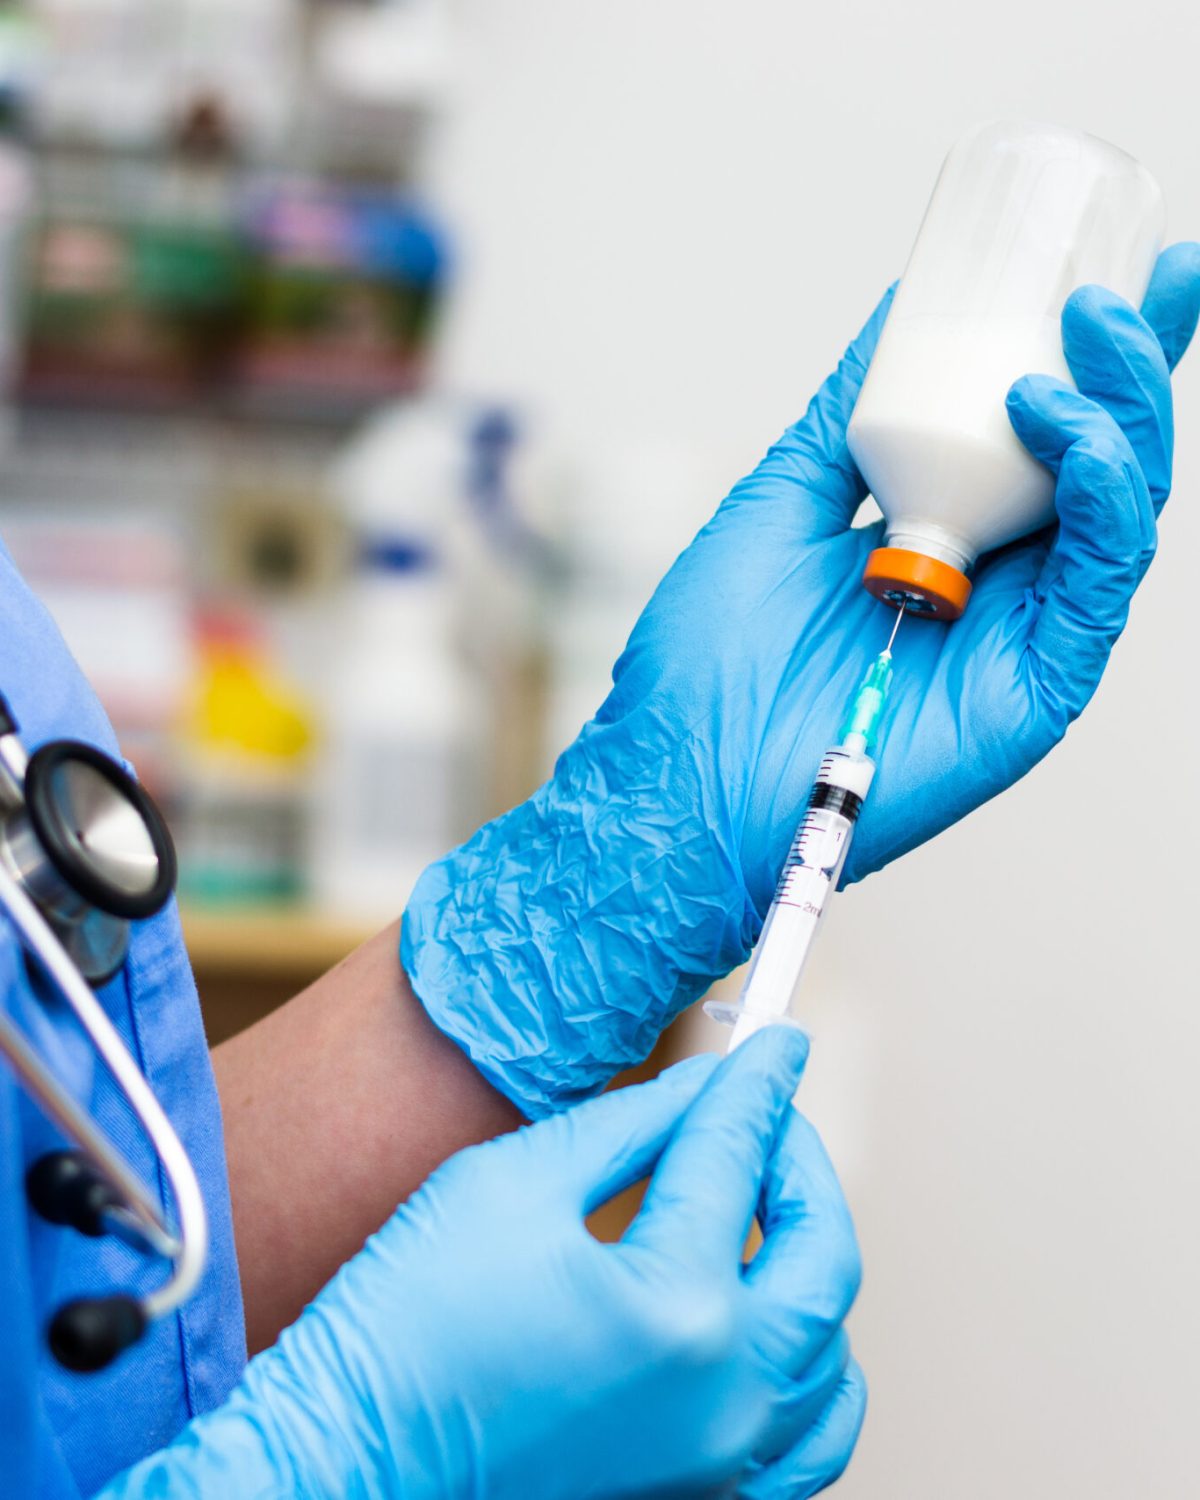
706 746 876 1047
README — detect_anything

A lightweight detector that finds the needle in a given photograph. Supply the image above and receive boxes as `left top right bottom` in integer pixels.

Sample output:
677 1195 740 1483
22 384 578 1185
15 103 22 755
882 607 905 659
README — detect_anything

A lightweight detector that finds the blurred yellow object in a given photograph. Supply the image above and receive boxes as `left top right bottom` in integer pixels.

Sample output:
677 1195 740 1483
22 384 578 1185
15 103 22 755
191 642 313 762
173 614 316 905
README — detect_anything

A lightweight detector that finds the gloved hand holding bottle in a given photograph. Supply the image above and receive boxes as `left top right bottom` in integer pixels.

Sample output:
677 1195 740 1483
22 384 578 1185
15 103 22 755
403 243 1200 1118
99 1026 865 1500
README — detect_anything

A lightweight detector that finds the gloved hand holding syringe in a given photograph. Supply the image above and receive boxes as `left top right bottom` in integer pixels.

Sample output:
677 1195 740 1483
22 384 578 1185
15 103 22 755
404 122 1200 1119
709 120 1169 1052
706 608 902 1049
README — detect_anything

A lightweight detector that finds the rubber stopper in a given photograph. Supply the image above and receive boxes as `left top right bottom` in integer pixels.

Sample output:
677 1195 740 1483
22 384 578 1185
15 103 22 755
862 546 972 622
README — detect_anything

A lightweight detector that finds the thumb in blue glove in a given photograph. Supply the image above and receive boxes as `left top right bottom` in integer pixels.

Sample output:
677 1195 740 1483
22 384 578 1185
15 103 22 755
99 1026 865 1500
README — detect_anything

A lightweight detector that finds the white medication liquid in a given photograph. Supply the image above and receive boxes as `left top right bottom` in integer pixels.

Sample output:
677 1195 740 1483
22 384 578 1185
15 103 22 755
848 120 1165 620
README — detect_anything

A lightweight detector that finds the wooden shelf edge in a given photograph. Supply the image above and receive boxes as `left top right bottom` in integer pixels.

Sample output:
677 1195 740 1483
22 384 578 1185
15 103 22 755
180 905 380 974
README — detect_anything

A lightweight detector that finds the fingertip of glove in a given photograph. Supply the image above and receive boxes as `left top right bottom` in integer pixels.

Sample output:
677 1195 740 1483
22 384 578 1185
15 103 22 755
1063 284 1156 362
1007 370 1082 414
1063 281 1132 326
1143 243 1200 371
1005 377 1029 415
1005 372 1051 419
732 1022 811 1089
1158 239 1200 281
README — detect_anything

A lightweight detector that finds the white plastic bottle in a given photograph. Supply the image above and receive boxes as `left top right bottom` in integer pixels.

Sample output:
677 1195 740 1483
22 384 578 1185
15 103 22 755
310 538 476 920
311 403 484 920
847 120 1165 620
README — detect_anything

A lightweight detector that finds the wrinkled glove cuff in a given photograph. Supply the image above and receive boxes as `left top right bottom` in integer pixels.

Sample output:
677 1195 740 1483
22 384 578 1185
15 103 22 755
401 717 759 1118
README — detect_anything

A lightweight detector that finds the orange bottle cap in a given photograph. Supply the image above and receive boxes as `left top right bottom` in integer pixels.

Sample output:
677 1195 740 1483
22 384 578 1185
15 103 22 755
862 546 971 622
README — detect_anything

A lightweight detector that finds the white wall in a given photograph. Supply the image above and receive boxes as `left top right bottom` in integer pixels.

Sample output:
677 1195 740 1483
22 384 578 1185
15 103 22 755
431 4 1200 1495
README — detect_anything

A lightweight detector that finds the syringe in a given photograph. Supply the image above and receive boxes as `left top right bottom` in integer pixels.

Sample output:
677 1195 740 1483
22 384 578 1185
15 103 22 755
706 614 901 1050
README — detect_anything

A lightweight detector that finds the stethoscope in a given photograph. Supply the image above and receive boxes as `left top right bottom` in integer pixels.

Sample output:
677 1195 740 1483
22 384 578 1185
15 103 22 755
0 692 207 1372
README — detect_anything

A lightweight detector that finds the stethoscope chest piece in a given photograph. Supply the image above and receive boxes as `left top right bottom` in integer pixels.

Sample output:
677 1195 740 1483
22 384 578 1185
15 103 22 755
1 739 177 984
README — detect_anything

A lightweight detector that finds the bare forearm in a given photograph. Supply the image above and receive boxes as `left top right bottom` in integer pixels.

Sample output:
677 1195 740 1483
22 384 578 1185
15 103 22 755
212 920 521 1354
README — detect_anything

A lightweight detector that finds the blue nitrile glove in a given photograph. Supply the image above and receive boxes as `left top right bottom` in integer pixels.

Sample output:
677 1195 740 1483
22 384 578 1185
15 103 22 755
100 1026 866 1500
404 244 1200 1117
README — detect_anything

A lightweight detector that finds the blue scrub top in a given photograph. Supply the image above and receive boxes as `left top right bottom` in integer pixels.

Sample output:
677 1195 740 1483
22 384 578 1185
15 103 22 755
0 543 246 1496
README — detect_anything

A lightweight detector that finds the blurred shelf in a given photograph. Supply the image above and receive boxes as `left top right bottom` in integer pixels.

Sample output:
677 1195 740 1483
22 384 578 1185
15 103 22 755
180 904 377 975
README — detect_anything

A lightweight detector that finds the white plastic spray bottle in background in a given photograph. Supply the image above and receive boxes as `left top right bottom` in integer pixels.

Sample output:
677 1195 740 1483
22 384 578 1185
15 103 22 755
310 404 481 921
309 398 558 919
847 120 1165 622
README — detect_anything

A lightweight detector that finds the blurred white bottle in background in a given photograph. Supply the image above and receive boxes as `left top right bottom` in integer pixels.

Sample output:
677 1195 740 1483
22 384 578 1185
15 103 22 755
310 394 563 917
311 403 481 919
310 533 472 918
542 437 723 773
